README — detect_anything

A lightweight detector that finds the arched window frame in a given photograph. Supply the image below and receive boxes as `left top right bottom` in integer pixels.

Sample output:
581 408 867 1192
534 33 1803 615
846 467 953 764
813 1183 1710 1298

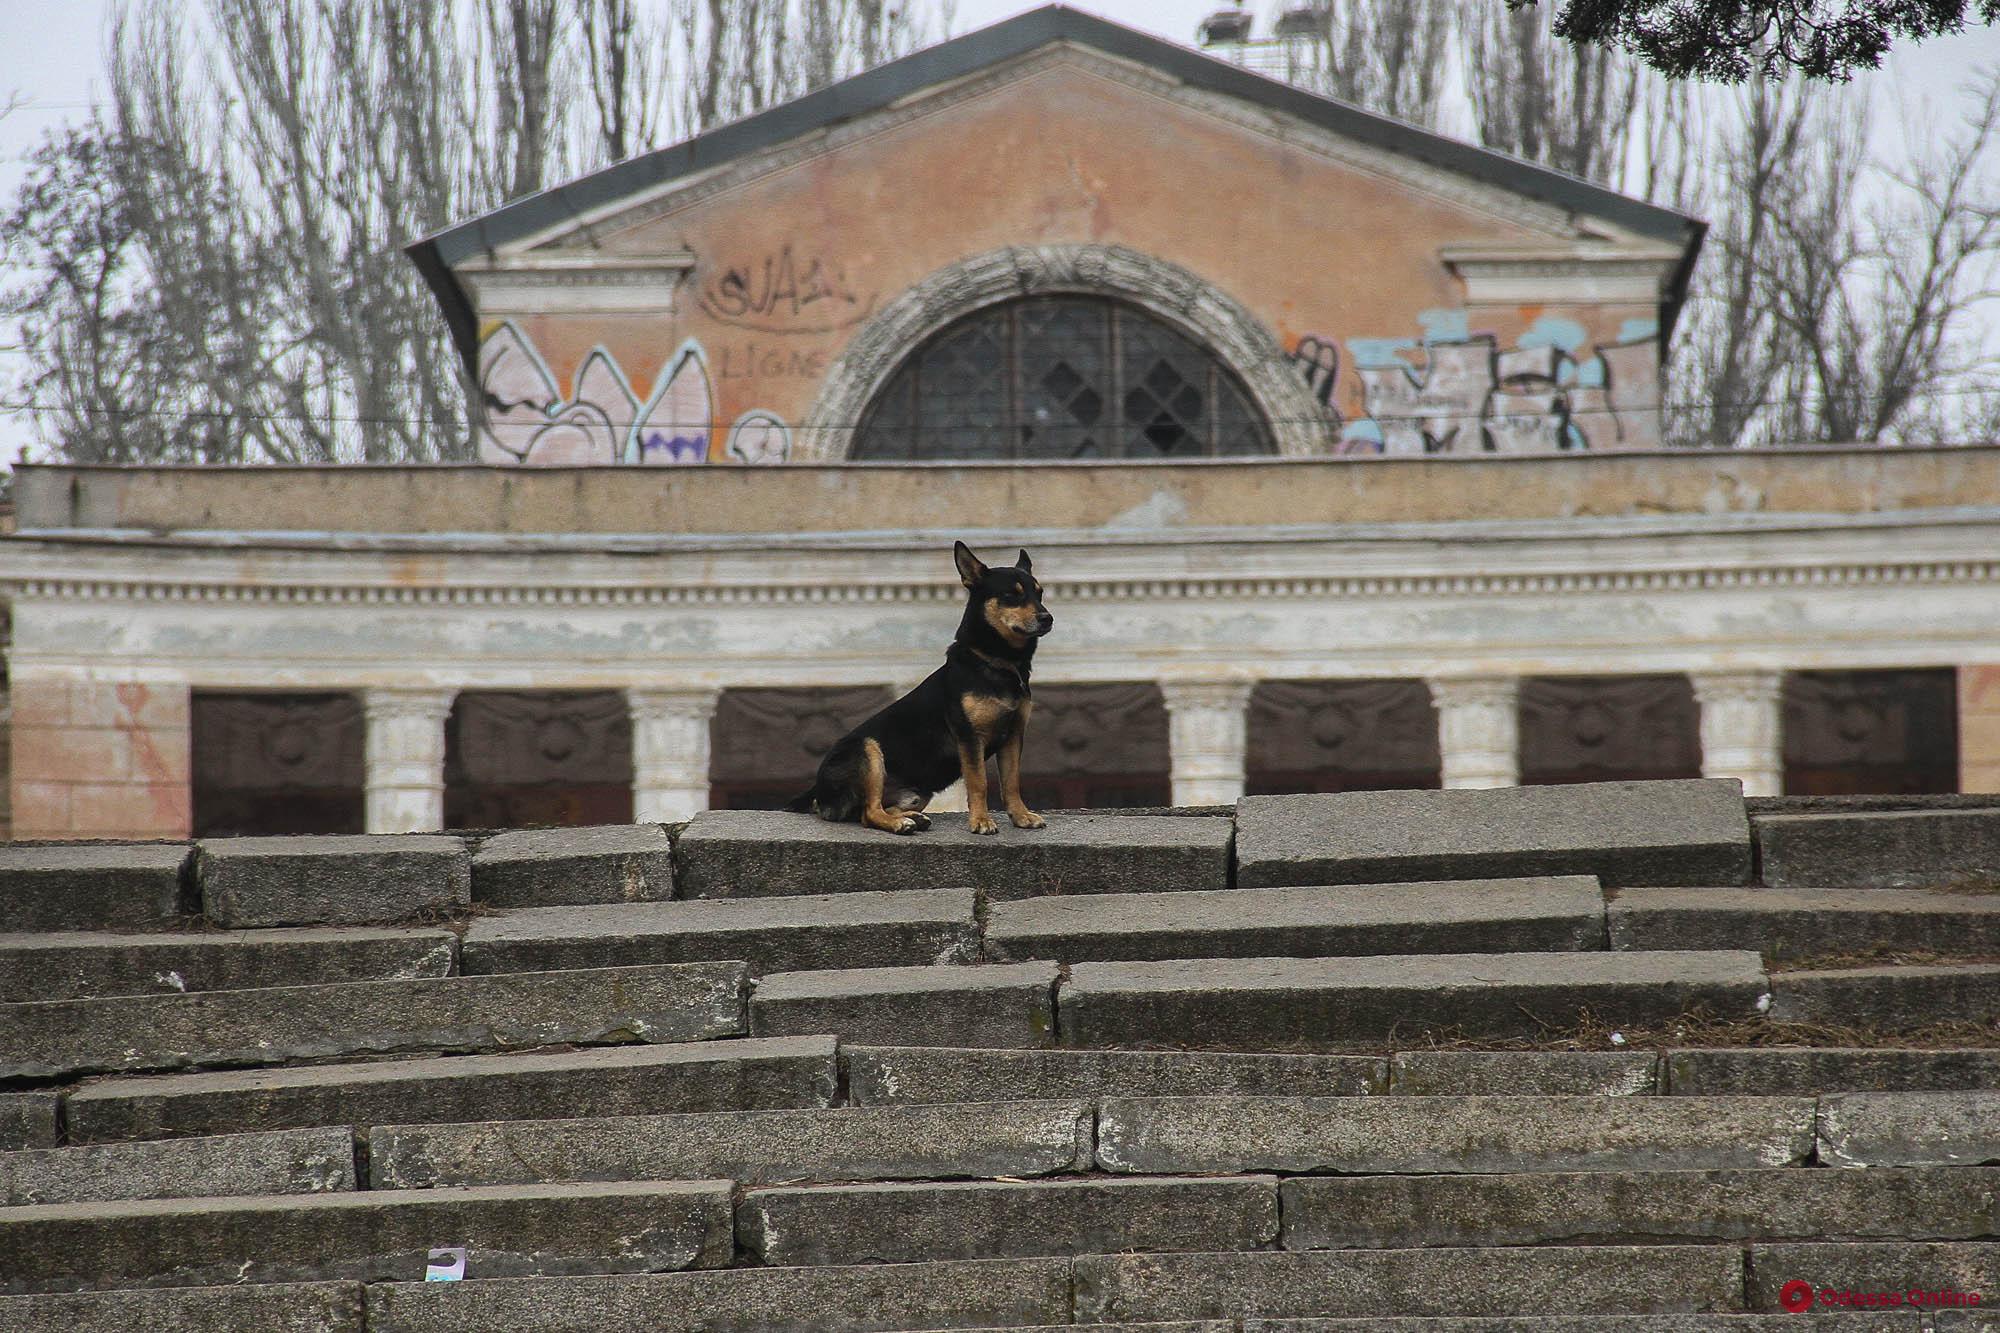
797 244 1335 460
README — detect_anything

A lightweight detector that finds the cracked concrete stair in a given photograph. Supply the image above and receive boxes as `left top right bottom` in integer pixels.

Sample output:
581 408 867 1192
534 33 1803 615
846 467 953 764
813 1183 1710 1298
1058 949 1768 1046
0 1126 356 1205
0 924 458 1003
0 1179 734 1295
0 960 747 1080
64 1035 839 1142
673 808 1232 899
983 877 1606 963
460 887 978 977
1608 885 2000 958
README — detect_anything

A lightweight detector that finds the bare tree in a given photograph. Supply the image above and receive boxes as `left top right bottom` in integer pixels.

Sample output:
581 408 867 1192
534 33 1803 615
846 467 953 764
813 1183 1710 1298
1464 0 1645 186
1265 0 1457 129
6 0 947 465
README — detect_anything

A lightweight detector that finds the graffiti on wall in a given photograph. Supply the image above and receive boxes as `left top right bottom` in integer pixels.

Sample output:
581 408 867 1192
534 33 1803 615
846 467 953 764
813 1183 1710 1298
476 320 791 465
1287 311 1660 455
698 245 877 334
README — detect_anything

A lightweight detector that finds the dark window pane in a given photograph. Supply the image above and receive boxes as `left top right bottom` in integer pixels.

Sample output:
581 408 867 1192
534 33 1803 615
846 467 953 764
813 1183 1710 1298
1783 669 1959 795
854 295 1273 460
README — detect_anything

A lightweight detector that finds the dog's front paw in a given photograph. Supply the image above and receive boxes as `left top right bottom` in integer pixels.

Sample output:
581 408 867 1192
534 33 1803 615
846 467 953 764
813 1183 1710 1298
1009 809 1046 829
892 816 921 835
908 811 932 831
968 813 999 835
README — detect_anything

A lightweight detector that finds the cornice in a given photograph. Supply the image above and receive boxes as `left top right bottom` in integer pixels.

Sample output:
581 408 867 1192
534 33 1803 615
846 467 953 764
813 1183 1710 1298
7 557 1997 609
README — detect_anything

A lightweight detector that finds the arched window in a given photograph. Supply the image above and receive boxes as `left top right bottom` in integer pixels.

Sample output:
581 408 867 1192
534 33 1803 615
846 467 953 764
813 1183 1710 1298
853 295 1276 460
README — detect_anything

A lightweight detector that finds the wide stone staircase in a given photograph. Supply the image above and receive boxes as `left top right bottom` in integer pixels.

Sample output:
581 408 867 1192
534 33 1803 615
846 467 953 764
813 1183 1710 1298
3 779 2000 1331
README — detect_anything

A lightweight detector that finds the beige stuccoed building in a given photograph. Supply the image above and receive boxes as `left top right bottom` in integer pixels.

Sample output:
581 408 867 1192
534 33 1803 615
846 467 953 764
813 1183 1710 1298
2 7 1996 840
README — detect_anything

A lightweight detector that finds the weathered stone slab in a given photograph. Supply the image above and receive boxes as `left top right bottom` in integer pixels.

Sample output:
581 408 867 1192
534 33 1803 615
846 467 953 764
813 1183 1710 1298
0 843 189 931
1235 780 1750 890
1096 1095 1811 1174
0 1281 365 1333
198 835 470 928
845 1045 1387 1105
986 878 1605 963
1748 1242 2000 1313
1820 1092 2000 1167
1757 809 2000 889
0 960 746 1080
1668 1047 2000 1096
471 825 673 907
0 1126 355 1206
1060 950 1768 1048
362 1257 1073 1332
462 888 978 977
1281 1166 2000 1250
66 1035 835 1144
370 1099 1091 1188
0 1179 733 1295
740 1176 1278 1266
675 808 1230 900
753 962 1056 1048
906 1326 1229 1333
1390 1050 1658 1095
1243 1318 1921 1331
0 1092 57 1150
1073 1245 1744 1320
0 925 457 1003
1609 886 2000 959
1771 963 2000 1029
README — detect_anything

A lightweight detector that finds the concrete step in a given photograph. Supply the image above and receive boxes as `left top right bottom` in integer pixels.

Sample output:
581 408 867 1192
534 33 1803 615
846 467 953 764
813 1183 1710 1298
1388 1050 1658 1095
65 1034 838 1144
0 925 457 1003
0 1281 364 1333
1095 1094 1812 1174
0 1179 733 1296
0 960 746 1080
361 1256 1074 1332
1818 1091 2000 1167
369 1099 1091 1188
751 961 1058 1048
1745 1241 1998 1314
0 1093 58 1150
845 1045 1388 1105
471 825 672 908
738 1176 1279 1266
985 878 1605 964
0 844 190 932
196 835 469 928
1073 1245 1745 1320
1771 962 2000 1029
1234 779 1751 890
1238 1318 1923 1330
1609 885 2000 959
461 888 978 978
1281 1166 2000 1249
1058 949 1768 1047
674 808 1231 900
1666 1046 2000 1095
0 1126 354 1206
1756 807 2000 889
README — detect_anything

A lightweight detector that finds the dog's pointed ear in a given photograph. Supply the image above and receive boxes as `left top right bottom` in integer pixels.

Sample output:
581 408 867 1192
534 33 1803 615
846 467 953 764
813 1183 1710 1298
953 541 988 589
1015 549 1033 574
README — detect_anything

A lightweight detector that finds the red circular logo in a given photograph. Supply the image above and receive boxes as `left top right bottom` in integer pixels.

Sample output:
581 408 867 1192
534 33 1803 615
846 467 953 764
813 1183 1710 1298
1780 1280 1815 1313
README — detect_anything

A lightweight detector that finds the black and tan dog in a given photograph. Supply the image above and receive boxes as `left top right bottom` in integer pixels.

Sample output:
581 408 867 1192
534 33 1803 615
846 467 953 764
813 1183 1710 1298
789 542 1053 835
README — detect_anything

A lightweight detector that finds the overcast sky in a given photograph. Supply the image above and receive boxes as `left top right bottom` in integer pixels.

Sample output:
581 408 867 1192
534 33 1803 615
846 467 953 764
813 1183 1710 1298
1 1 1995 462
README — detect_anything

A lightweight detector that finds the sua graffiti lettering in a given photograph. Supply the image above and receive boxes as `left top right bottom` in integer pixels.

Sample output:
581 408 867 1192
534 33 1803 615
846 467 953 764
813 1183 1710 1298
698 244 877 334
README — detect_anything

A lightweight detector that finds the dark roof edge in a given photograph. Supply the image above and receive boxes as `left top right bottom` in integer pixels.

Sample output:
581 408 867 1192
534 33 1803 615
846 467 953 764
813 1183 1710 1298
405 5 1706 373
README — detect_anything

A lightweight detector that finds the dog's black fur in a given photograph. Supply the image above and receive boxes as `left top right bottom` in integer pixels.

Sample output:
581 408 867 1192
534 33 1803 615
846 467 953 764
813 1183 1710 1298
788 542 1053 835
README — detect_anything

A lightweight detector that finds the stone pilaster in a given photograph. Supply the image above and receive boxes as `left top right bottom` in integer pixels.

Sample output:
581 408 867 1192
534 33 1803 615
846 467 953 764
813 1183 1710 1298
1690 670 1786 797
629 688 722 823
1427 676 1520 789
1160 680 1254 807
362 687 455 833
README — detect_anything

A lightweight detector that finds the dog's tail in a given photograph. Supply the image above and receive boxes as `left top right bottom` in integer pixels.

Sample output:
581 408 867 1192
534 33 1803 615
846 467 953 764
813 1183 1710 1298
784 786 817 815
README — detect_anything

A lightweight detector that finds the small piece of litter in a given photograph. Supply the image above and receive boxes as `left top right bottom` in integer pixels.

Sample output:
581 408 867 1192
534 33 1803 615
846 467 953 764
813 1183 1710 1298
1608 1032 1627 1046
425 1247 467 1282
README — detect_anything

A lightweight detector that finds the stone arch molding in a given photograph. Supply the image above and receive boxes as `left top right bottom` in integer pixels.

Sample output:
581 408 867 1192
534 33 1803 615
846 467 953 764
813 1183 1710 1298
796 244 1333 460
